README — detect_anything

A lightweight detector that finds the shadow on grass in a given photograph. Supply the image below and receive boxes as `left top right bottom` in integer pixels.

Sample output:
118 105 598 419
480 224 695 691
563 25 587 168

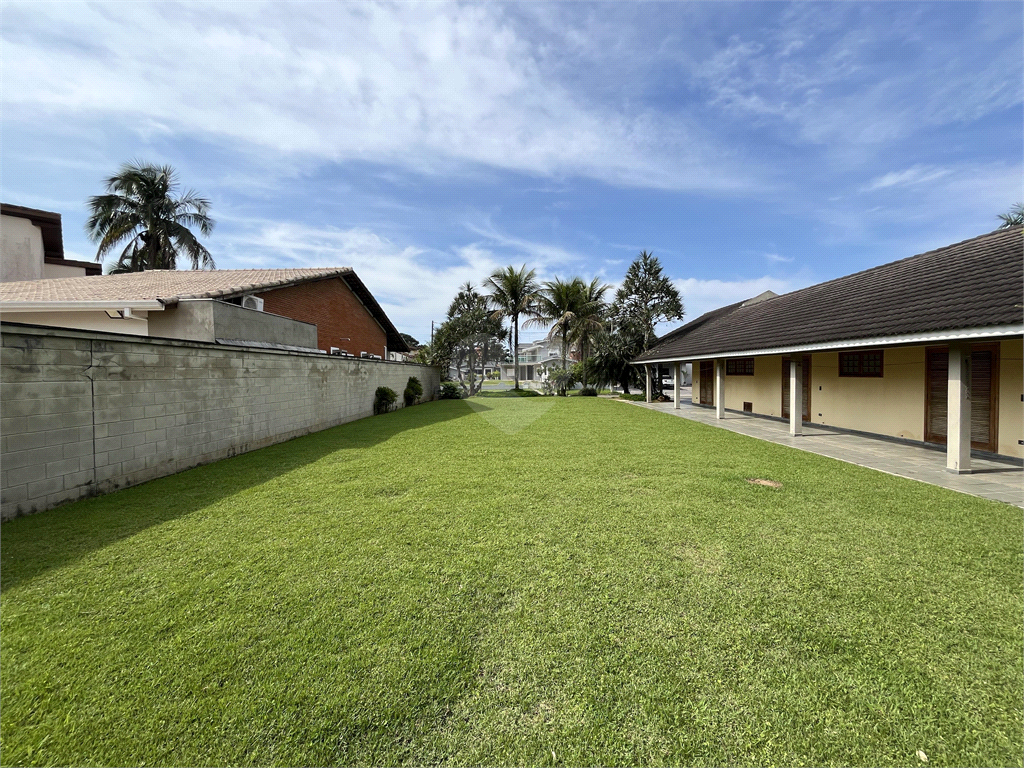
0 399 475 594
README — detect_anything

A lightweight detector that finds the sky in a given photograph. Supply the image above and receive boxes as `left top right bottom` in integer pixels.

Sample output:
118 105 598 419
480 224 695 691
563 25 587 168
2 1 1021 344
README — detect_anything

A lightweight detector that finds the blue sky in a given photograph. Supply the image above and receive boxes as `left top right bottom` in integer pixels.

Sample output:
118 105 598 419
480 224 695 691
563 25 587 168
2 1 1021 343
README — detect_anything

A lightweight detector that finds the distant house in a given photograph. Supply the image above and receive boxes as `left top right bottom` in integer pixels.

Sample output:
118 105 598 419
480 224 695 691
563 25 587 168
0 268 411 358
499 337 570 381
633 228 1023 470
1 204 101 282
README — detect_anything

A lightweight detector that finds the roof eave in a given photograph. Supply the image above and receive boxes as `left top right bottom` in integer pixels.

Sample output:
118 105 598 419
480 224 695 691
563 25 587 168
0 299 166 312
631 323 1024 365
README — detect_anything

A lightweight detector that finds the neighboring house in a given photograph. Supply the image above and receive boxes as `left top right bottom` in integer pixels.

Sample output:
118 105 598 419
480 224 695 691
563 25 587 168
633 227 1024 469
500 337 570 381
0 269 411 358
1 203 102 282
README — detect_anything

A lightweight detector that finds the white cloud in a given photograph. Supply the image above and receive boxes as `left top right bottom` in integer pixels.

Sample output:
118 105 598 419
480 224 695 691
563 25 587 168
686 4 1022 158
463 221 582 267
763 252 793 263
0 2 755 192
222 220 502 343
861 165 951 192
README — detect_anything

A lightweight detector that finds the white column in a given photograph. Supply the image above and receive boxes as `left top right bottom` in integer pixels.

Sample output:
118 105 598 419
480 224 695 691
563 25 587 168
645 365 652 403
715 359 725 419
673 362 681 409
789 358 803 436
947 342 972 474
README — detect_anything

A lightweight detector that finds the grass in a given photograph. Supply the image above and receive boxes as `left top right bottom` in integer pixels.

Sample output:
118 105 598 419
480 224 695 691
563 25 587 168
1 397 1021 767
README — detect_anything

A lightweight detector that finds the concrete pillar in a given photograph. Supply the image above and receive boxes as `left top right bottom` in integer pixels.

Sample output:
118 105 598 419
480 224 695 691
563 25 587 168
715 359 725 419
673 362 681 409
947 342 972 474
645 365 652 403
789 358 802 436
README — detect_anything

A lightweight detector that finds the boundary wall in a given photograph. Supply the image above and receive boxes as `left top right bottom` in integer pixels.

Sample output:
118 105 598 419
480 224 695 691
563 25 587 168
1 323 440 520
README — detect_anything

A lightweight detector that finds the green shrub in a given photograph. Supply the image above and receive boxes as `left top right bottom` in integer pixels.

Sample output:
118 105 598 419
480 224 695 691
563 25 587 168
618 393 647 401
373 386 398 415
578 387 598 397
439 382 462 400
403 376 424 407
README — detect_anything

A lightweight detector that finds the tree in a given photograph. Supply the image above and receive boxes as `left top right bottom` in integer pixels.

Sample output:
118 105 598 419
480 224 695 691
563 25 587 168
399 333 420 350
528 277 585 396
568 277 611 390
430 283 506 396
483 264 540 390
86 161 215 272
589 325 645 394
997 203 1023 228
610 251 683 353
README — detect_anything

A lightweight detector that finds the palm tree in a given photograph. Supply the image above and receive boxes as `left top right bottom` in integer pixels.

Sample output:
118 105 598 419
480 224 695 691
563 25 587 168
528 277 585 395
86 161 215 272
997 203 1023 228
569 277 611 390
484 264 540 390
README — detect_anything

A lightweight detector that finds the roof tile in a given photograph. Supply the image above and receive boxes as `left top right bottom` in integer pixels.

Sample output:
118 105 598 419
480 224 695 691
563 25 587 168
635 227 1023 362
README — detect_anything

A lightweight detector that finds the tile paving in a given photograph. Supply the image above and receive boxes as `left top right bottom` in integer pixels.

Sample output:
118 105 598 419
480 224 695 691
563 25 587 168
623 388 1023 507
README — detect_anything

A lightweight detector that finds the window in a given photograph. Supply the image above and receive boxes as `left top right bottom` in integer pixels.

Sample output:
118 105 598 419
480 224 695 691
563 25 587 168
839 350 884 377
726 358 755 376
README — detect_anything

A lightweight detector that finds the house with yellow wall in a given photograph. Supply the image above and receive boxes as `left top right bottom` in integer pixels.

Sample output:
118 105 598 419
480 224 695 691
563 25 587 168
633 227 1023 473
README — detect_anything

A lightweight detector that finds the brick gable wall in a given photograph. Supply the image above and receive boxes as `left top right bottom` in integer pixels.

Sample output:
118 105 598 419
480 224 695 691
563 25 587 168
256 277 387 356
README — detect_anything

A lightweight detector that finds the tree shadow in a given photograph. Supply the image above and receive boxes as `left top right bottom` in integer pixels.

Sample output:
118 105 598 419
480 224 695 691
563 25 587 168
0 400 475 594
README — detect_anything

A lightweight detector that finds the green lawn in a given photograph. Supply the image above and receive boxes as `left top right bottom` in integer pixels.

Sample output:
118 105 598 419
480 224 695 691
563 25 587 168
2 397 1021 767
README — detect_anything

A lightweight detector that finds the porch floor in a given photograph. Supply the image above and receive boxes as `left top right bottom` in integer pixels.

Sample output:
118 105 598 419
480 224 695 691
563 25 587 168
625 389 1023 508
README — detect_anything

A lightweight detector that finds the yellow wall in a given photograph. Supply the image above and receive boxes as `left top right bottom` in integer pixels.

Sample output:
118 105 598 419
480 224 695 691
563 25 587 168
998 338 1023 458
722 356 783 416
809 347 927 442
685 338 1022 458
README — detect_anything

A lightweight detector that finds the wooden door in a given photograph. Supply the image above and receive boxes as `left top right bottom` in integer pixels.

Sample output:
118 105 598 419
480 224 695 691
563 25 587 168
781 355 811 421
699 360 714 405
925 344 999 452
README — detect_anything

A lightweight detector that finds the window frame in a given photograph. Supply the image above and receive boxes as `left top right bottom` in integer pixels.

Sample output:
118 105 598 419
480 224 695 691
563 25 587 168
838 350 884 378
725 357 755 376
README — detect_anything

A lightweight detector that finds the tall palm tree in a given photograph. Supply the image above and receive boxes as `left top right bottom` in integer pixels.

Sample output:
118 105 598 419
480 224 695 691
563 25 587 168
528 277 585 395
86 161 215 272
569 277 611 389
997 203 1023 228
484 264 540 390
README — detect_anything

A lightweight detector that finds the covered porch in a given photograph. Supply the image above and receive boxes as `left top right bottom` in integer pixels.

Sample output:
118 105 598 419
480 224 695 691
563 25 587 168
625 387 1022 507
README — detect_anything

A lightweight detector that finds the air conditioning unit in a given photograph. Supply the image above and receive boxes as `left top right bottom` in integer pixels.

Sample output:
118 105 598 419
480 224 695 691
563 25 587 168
330 347 340 355
360 352 383 360
241 295 264 311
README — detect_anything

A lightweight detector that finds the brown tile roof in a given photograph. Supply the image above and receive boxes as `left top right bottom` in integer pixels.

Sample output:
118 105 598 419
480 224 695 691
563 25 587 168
635 226 1024 362
0 267 411 353
0 268 353 303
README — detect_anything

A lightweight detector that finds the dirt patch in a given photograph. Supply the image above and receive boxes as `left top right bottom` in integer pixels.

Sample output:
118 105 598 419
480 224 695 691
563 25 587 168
747 478 783 489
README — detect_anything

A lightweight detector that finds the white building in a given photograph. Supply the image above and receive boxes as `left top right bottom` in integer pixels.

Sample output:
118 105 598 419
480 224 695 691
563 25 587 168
1 204 101 282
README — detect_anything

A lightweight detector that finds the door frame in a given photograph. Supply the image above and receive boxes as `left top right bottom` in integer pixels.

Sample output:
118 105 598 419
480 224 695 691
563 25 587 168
781 354 811 421
699 360 715 405
924 343 1000 452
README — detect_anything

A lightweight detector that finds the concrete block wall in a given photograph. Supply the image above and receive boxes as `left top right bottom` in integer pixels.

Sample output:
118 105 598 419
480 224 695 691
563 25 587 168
1 323 441 520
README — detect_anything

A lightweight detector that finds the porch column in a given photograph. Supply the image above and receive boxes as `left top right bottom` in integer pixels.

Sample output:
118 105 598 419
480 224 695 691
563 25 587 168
946 342 972 474
789 358 802 436
715 359 725 419
673 362 681 409
645 365 652 403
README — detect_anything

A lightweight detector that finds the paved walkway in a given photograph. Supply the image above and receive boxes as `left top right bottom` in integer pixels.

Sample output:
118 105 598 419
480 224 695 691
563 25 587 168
623 389 1023 507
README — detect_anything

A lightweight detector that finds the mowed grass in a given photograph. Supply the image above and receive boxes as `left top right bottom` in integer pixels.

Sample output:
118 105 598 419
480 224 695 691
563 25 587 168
1 397 1021 767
